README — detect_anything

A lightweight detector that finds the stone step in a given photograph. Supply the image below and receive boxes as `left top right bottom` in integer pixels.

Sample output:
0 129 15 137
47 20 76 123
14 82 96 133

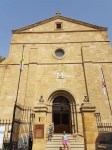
47 141 83 145
46 145 84 150
46 146 84 150
51 137 75 140
52 134 73 136
51 134 74 138
50 135 75 138
46 143 84 147
46 148 84 150
52 134 73 137
46 134 84 150
51 139 76 141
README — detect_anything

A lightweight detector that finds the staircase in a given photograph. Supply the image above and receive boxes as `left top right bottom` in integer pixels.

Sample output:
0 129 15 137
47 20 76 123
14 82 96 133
46 134 85 150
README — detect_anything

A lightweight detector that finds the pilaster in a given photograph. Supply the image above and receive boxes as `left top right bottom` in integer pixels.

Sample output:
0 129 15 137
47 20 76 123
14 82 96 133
32 103 48 150
80 102 98 150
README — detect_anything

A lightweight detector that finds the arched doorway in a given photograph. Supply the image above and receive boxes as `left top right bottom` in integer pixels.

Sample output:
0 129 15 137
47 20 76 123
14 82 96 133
52 96 71 133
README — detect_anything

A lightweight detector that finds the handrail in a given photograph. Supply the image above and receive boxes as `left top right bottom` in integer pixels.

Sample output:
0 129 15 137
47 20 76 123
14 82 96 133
73 132 84 141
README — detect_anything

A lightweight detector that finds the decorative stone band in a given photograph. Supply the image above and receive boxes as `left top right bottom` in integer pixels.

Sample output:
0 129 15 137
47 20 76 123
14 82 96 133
34 105 48 113
80 102 96 112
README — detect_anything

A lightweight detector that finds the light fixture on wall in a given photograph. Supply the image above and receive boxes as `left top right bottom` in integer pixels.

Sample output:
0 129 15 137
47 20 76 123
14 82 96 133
39 95 44 102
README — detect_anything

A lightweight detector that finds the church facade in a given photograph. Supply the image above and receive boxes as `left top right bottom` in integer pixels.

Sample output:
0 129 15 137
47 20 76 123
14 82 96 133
0 12 112 149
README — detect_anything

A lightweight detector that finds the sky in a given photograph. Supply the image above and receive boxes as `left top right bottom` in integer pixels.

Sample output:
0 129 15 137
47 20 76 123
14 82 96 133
0 0 112 57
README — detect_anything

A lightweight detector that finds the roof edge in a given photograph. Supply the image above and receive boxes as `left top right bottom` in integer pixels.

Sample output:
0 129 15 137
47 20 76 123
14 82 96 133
12 15 108 33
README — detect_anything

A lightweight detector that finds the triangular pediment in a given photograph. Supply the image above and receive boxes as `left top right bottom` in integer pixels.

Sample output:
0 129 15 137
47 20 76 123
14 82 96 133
12 15 107 33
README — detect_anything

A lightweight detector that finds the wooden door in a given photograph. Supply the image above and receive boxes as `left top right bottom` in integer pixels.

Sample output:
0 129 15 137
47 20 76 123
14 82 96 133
52 96 71 133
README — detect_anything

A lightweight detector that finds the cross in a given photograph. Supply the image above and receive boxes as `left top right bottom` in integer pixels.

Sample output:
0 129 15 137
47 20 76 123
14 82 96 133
56 11 61 16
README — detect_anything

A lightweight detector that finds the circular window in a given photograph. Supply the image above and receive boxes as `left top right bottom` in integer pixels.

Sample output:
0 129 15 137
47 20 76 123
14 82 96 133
55 49 64 57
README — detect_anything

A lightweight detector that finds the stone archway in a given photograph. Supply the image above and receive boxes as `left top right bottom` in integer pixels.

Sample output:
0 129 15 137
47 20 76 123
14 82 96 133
47 89 78 134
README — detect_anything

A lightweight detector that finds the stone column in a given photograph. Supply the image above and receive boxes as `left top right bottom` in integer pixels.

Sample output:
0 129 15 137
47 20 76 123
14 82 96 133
80 102 98 150
32 103 48 150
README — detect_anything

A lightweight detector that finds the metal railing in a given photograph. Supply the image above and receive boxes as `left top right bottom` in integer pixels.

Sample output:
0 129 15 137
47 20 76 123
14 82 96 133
97 123 112 132
94 113 112 132
0 107 34 149
10 104 34 149
0 119 11 150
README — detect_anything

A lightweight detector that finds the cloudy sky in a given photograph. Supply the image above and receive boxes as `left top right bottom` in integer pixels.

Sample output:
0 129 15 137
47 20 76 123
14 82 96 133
0 0 112 57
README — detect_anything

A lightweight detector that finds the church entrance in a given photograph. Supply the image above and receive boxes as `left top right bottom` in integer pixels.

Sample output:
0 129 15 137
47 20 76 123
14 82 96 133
52 96 71 133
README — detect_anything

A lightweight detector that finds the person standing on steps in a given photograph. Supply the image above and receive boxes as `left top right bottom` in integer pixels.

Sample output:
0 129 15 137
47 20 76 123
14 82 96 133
62 131 68 150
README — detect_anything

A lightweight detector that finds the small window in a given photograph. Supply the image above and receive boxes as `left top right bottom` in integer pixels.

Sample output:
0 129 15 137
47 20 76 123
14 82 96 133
55 49 64 57
53 48 65 60
57 23 61 29
56 22 62 29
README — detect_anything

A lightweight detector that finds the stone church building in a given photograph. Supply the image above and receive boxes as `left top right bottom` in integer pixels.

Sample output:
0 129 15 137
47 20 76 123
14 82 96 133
0 12 112 149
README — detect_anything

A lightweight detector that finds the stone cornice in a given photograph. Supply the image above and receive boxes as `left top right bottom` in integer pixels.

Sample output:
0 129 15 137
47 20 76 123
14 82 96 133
80 102 96 112
34 105 48 113
10 41 110 45
12 29 107 34
1 61 112 66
